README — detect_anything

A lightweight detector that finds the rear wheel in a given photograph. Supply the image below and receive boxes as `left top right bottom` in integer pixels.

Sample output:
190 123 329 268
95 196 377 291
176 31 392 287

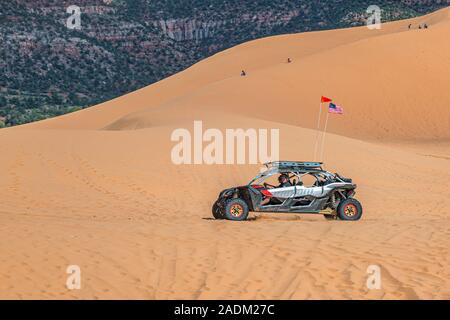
212 201 224 219
224 198 249 221
337 198 363 221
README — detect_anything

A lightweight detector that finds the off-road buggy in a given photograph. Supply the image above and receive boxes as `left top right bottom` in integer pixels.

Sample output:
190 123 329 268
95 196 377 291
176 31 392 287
212 161 362 221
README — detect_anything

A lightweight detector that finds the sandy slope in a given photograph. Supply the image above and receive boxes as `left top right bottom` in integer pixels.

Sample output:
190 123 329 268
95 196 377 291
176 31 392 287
1 8 449 299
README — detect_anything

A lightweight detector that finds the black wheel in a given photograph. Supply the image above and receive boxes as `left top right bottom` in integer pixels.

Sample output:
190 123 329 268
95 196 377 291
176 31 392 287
224 198 249 221
212 201 224 219
337 198 363 221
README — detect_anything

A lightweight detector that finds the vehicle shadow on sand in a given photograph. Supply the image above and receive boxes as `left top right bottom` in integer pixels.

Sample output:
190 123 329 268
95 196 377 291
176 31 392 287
203 214 319 222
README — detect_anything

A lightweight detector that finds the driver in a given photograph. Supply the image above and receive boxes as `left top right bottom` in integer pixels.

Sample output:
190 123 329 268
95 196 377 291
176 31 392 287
278 174 292 188
261 174 292 206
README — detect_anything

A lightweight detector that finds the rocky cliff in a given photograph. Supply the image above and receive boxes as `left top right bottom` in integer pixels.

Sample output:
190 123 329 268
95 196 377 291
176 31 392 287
0 0 448 126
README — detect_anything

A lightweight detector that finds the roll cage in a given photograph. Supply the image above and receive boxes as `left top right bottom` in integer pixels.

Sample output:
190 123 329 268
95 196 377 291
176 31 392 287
247 161 335 186
239 161 355 213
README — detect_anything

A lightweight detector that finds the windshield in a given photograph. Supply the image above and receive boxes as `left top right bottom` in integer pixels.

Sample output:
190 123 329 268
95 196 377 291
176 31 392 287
249 169 332 186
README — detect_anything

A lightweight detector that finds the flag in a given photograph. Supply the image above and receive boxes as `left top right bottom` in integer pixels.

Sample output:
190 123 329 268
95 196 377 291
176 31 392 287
321 96 332 103
328 103 344 114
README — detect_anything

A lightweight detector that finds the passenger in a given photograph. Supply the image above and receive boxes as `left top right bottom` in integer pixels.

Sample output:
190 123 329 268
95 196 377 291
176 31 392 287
277 174 292 188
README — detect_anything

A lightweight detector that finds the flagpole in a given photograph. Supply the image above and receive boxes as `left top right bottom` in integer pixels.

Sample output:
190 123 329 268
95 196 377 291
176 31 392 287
313 101 323 161
320 111 330 161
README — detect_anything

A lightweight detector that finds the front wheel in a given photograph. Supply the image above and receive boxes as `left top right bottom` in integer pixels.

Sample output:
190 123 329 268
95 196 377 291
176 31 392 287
224 198 249 221
337 198 363 221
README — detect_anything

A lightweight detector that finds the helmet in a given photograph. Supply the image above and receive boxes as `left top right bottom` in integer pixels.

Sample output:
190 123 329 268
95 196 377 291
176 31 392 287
278 174 289 183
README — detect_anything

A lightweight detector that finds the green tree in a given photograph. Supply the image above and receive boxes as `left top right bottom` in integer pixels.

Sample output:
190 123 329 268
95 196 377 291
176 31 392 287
0 96 6 107
50 92 64 105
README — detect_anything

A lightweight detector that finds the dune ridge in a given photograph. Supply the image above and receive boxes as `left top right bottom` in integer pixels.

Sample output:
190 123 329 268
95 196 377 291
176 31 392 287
24 7 450 141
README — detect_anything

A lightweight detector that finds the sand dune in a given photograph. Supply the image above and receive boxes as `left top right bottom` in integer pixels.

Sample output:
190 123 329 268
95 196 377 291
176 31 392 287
26 7 450 141
1 8 449 299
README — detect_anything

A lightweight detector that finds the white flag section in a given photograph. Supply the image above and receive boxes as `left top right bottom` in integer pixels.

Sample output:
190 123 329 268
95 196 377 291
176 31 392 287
319 111 331 161
313 101 323 161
